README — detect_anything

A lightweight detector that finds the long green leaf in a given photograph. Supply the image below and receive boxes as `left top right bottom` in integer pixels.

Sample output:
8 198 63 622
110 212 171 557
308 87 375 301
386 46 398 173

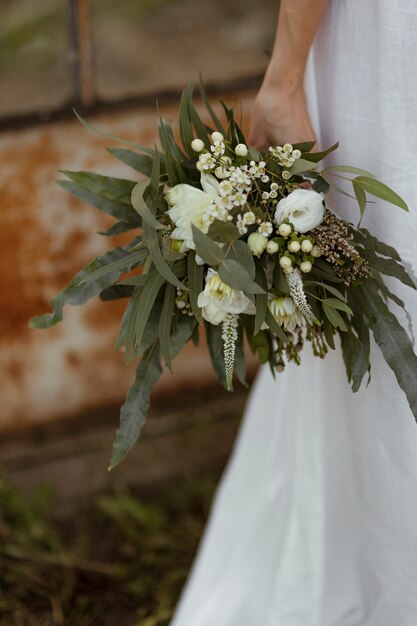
360 250 416 289
226 239 255 279
352 227 401 261
110 315 197 468
198 74 225 133
29 244 147 329
179 83 196 157
131 180 164 230
187 251 203 322
254 264 268 334
109 341 163 469
159 283 176 371
57 180 140 225
324 165 376 178
359 282 417 420
353 176 409 211
144 223 185 289
107 147 154 177
135 271 167 349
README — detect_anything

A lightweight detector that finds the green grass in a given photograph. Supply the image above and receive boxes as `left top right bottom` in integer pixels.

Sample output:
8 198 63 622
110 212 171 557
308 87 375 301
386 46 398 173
0 470 219 625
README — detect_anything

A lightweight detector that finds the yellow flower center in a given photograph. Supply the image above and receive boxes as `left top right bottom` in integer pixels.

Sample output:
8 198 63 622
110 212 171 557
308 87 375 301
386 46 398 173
207 275 233 300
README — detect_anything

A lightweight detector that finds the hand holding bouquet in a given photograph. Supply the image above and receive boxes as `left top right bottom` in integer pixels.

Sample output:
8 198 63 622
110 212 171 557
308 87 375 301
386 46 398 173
30 83 417 468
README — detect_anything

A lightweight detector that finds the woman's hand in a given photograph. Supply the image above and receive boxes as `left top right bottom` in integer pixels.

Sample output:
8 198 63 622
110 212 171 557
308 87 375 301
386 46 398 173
248 84 317 150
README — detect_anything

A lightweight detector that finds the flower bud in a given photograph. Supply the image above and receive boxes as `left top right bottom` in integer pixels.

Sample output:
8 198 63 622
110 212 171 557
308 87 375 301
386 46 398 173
196 161 204 171
301 239 313 253
311 245 322 258
279 256 292 269
211 131 224 142
215 165 229 179
292 149 302 159
170 239 184 252
176 300 186 309
235 143 248 157
288 240 301 253
282 170 291 180
266 240 279 254
191 138 205 152
278 223 292 237
283 266 294 275
300 261 312 273
247 232 268 257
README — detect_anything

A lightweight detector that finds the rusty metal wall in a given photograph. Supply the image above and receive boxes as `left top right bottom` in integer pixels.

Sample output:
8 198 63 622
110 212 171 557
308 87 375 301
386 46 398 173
0 95 257 434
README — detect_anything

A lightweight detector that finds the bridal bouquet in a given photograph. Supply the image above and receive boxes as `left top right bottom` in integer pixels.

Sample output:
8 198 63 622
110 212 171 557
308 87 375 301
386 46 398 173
30 83 417 468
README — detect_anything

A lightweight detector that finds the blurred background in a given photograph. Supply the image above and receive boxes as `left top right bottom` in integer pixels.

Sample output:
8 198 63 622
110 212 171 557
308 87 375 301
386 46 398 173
0 0 277 623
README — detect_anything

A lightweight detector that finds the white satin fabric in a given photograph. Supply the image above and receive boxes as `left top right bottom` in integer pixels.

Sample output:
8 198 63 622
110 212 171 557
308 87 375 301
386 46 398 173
171 2 417 624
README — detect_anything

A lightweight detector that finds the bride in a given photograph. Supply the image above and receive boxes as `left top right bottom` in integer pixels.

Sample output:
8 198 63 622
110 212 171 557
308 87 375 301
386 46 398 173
171 1 417 624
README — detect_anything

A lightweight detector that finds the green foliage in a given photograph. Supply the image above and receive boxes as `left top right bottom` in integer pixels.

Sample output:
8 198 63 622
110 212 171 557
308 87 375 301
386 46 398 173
0 472 219 626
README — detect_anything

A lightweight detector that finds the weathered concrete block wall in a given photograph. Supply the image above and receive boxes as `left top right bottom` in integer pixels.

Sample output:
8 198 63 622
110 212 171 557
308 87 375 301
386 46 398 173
0 95 257 434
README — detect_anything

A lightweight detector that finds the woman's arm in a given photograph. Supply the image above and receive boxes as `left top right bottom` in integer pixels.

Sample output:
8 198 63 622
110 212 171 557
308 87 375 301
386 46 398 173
248 0 327 149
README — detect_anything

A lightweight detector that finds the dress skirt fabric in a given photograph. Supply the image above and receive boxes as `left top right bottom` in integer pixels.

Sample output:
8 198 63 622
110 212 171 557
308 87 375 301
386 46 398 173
171 2 417 624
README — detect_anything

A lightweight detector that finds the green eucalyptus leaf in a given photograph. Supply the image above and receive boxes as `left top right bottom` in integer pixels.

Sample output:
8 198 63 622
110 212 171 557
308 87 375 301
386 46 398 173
99 285 134 301
254 263 268 334
144 222 185 290
107 147 154 177
208 219 240 243
264 309 288 341
322 301 348 331
187 251 204 322
226 239 255 279
179 83 196 158
288 158 317 176
192 224 225 266
301 141 339 163
98 221 138 237
131 180 164 230
360 251 416 290
359 282 417 421
353 227 401 261
159 283 176 371
322 298 353 315
198 74 225 133
324 165 376 178
29 243 147 329
352 183 367 218
219 259 265 295
134 271 166 350
58 179 140 225
353 176 409 211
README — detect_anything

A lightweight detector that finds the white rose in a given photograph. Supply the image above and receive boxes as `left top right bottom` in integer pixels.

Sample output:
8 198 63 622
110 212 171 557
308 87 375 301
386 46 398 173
197 269 255 325
274 189 325 233
166 174 221 250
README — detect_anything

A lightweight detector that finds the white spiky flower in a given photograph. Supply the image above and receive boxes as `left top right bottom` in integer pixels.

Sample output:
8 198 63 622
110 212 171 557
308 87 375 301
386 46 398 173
285 268 317 324
221 313 239 391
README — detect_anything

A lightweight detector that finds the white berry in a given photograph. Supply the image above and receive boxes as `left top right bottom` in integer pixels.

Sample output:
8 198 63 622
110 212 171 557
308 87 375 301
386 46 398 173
311 245 322 258
279 256 292 269
191 138 205 152
266 241 279 254
288 241 301 253
235 143 248 157
211 131 224 142
278 223 292 237
300 261 312 273
301 240 313 253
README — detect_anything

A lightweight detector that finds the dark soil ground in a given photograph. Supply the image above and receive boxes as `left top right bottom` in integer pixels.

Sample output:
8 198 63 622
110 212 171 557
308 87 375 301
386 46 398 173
0 468 222 626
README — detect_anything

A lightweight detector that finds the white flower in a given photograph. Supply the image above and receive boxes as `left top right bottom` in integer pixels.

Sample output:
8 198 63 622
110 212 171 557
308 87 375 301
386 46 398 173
274 189 325 233
258 221 273 237
243 211 256 225
197 269 255 325
268 296 303 332
166 174 221 249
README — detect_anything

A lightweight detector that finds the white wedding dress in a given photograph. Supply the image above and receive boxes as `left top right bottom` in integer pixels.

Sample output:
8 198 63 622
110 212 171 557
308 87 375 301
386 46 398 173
171 2 417 625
